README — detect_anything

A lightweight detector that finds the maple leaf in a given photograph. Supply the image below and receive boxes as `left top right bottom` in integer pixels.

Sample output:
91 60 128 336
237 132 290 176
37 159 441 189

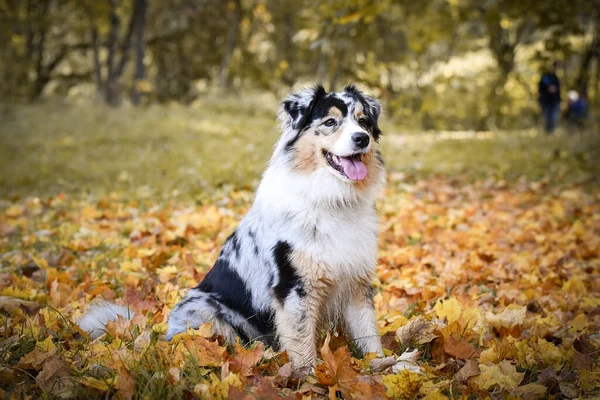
183 335 226 367
454 359 480 384
382 369 423 399
115 365 135 400
434 298 462 325
443 337 481 360
18 337 58 370
469 360 524 390
36 358 76 397
229 340 264 376
396 315 437 348
319 332 387 399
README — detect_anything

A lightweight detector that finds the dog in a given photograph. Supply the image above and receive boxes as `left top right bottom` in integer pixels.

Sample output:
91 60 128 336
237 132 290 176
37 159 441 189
81 85 386 368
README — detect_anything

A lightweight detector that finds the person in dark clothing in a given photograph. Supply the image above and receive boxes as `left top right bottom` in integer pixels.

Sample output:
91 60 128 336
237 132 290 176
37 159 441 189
538 62 561 134
566 89 589 132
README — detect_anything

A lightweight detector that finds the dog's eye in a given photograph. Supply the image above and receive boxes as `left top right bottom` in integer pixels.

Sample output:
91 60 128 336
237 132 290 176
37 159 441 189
323 118 337 127
358 117 368 127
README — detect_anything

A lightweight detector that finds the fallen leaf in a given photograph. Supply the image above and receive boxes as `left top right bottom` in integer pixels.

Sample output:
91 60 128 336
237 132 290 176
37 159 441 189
454 359 480 383
382 369 423 399
183 336 226 367
443 337 481 360
392 348 422 374
229 340 264 376
0 295 40 315
511 383 547 400
396 315 437 348
470 360 524 390
370 356 397 373
36 358 75 396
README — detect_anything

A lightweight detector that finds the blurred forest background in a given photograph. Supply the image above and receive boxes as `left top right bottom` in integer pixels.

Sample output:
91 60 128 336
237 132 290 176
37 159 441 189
2 0 600 130
1 0 600 199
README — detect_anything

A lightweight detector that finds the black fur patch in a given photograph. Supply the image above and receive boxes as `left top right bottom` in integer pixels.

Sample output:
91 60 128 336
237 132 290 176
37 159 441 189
272 241 304 303
284 85 327 151
343 84 382 141
196 258 275 336
247 229 260 255
309 95 348 122
375 149 384 166
227 230 241 259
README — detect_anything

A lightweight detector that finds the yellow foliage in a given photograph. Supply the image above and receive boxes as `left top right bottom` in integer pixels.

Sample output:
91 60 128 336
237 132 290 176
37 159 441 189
470 360 524 390
434 297 462 325
383 370 423 399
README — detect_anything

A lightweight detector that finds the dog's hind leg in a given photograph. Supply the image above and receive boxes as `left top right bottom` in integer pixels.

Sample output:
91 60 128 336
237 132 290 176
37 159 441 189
166 291 236 342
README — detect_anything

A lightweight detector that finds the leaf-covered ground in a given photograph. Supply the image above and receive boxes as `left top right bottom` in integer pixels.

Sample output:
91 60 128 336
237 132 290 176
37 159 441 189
1 177 599 399
1 103 599 398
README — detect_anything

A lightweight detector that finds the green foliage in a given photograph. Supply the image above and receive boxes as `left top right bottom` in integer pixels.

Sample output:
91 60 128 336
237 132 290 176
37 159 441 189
0 0 598 129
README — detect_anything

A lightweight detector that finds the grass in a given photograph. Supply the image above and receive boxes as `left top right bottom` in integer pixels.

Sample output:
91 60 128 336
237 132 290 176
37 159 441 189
1 96 599 202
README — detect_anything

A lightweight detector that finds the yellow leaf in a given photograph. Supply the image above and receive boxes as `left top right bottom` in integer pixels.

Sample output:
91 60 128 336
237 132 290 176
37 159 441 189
79 376 110 392
434 298 462 324
5 205 23 218
157 265 178 283
470 360 524 390
511 383 547 399
382 369 422 399
562 276 587 295
485 305 526 330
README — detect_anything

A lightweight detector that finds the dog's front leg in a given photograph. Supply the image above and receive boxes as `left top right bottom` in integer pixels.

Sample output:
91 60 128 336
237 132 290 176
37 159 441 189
344 286 383 356
274 292 321 368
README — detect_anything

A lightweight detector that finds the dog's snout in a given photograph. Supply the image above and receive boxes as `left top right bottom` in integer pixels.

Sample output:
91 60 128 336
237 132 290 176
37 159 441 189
352 132 370 148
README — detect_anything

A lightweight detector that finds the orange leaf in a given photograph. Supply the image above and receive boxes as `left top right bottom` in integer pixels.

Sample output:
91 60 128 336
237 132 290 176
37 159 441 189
444 337 481 360
183 336 226 367
229 340 264 376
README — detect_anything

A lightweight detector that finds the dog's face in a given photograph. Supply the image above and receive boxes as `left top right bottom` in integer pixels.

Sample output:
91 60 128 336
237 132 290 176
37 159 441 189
276 85 384 189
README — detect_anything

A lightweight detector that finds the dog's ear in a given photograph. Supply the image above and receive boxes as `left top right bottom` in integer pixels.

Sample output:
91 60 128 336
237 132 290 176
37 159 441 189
343 84 382 140
276 85 327 153
278 85 326 132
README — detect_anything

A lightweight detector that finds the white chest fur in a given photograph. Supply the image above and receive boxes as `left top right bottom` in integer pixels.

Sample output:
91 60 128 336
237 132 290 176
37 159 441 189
253 165 380 283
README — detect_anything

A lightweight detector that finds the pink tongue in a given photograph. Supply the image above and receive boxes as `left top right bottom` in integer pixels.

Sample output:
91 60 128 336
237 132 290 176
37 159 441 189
340 157 368 181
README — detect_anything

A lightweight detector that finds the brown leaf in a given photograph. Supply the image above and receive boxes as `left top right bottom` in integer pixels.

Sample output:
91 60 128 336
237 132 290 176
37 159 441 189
183 336 226 367
319 332 357 384
572 350 594 371
36 358 75 395
116 366 135 400
395 315 437 348
18 347 58 371
454 359 480 383
537 367 559 388
444 337 481 360
229 340 264 376
370 356 397 373
345 375 388 400
0 296 40 315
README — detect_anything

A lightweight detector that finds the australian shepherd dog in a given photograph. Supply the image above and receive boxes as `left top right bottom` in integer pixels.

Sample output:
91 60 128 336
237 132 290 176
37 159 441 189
81 85 386 368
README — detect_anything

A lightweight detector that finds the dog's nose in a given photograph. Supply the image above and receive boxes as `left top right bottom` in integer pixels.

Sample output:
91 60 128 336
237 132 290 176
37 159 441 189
352 132 370 148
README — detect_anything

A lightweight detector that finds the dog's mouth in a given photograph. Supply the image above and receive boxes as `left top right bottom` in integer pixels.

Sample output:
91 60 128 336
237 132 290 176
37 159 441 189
323 150 368 181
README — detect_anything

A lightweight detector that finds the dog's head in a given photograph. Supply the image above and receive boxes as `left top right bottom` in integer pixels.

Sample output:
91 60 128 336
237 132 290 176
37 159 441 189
275 85 384 192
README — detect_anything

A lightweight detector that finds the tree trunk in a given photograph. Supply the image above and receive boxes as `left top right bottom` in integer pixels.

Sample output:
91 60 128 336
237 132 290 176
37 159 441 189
105 0 121 106
106 0 143 106
131 0 147 105
29 0 50 101
219 0 242 91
